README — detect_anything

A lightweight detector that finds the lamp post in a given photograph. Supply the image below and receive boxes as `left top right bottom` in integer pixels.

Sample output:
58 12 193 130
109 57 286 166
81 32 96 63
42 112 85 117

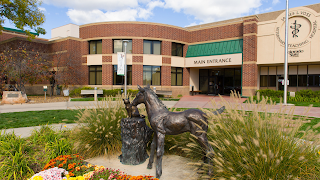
283 0 289 105
123 40 129 98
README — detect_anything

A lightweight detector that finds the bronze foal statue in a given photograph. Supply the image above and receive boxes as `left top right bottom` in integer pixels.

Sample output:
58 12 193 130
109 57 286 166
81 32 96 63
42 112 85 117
131 85 225 179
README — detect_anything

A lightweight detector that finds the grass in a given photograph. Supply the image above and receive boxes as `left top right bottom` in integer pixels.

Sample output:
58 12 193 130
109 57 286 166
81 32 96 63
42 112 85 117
244 97 320 107
0 110 80 129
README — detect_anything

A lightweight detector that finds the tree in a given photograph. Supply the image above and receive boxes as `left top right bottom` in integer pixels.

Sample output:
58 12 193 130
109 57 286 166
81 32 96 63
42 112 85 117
51 42 83 92
0 0 46 38
0 40 52 94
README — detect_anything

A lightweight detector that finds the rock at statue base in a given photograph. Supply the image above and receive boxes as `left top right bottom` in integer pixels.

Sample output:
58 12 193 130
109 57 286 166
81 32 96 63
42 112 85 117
1 91 28 104
119 117 153 165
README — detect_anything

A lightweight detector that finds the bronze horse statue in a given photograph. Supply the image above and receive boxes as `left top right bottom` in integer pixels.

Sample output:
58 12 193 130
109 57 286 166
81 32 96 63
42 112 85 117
131 85 225 178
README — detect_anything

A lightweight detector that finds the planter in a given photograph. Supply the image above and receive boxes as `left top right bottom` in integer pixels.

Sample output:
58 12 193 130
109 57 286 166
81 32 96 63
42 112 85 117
63 89 69 96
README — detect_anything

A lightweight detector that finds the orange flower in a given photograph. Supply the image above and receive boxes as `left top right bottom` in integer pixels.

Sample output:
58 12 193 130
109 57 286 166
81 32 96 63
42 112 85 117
58 164 63 168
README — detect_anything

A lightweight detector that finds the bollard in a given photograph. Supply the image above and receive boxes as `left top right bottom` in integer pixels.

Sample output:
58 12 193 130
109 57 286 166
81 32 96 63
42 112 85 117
192 86 194 96
94 87 98 101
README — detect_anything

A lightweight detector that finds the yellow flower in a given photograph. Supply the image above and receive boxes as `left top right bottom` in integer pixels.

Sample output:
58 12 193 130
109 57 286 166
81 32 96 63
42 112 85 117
29 176 43 180
87 164 92 168
76 176 85 180
318 151 320 155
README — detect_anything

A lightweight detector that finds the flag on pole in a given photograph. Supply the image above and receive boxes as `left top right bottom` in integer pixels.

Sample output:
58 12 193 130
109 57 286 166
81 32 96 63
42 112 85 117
117 52 125 76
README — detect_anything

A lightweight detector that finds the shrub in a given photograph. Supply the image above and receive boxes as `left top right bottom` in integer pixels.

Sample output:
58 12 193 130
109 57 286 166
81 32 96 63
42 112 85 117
180 92 320 179
71 95 128 157
256 89 286 98
0 132 34 180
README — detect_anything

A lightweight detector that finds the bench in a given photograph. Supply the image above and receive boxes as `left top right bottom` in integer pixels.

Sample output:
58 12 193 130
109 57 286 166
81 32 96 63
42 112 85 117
190 90 201 96
81 90 103 101
155 90 172 97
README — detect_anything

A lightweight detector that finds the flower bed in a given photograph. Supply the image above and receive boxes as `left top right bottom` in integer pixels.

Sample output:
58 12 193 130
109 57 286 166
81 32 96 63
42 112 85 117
29 154 158 180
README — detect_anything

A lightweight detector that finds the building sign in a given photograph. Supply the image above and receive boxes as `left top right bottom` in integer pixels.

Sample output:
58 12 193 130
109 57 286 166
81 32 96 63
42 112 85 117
117 52 125 76
288 50 304 57
185 53 242 67
275 9 317 48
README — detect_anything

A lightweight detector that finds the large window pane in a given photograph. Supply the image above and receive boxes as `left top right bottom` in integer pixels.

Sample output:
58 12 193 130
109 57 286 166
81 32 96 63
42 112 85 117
89 66 102 85
152 71 161 85
177 44 183 57
89 41 96 54
96 40 102 54
114 40 122 53
143 41 151 54
123 40 132 53
177 73 182 86
113 65 132 85
260 75 268 87
171 43 177 56
143 71 152 85
269 75 276 87
153 41 161 55
298 75 307 86
289 75 297 87
143 65 161 85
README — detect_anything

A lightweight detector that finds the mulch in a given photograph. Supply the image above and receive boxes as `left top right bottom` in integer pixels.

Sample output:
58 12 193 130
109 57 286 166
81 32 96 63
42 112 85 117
27 96 70 104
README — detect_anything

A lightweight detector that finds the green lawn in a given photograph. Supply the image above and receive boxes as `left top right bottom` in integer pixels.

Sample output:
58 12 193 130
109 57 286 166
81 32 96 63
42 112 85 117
70 97 180 101
244 97 320 107
0 110 80 129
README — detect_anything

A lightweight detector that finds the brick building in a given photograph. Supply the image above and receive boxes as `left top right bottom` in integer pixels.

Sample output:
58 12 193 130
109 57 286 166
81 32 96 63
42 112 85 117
1 3 320 97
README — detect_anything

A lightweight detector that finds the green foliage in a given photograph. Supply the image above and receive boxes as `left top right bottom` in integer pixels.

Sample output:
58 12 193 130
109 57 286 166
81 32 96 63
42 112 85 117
72 95 128 157
0 0 46 37
256 89 286 98
0 132 34 180
180 93 320 179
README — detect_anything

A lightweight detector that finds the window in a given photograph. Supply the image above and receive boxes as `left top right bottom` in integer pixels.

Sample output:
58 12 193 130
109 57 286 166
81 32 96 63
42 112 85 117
89 40 102 54
268 75 276 87
113 65 132 85
260 75 276 87
113 40 132 54
260 75 268 87
143 40 161 55
171 67 183 86
298 75 307 87
308 75 320 87
143 66 161 85
172 42 183 57
89 66 102 85
289 75 297 87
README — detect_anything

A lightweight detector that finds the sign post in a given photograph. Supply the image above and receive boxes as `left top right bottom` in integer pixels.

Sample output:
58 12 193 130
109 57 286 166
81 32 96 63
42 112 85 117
123 40 129 98
43 86 48 100
283 0 289 105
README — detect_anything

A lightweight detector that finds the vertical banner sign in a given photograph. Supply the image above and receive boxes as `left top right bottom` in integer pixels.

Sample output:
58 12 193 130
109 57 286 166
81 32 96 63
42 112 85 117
117 52 125 76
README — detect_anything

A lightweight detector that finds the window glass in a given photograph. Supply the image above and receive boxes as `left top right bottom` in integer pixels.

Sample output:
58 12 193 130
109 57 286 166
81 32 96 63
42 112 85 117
289 75 297 87
96 40 102 54
143 65 161 85
114 40 132 54
235 69 241 87
89 41 96 54
177 44 183 57
269 75 276 87
177 72 183 86
171 67 183 86
316 75 320 87
143 41 152 54
172 42 183 57
113 65 132 85
171 43 177 56
153 41 161 55
89 66 102 85
113 40 122 53
260 75 268 87
298 75 307 86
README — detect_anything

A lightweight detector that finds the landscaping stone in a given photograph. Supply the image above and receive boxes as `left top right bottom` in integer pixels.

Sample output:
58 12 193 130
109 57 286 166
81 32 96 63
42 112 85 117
1 91 28 104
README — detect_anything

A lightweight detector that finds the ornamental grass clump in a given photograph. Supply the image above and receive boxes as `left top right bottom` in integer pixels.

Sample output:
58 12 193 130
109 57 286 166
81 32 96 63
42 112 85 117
72 94 129 158
184 91 320 179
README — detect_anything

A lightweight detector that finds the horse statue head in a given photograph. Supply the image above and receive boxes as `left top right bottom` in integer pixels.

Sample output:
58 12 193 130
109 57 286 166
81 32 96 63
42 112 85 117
131 85 145 106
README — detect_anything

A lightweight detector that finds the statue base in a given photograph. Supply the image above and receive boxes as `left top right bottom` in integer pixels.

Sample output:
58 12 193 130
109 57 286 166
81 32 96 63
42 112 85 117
119 117 153 165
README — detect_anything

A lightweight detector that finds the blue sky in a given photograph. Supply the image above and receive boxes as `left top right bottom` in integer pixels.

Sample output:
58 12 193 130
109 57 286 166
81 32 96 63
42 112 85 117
3 0 319 39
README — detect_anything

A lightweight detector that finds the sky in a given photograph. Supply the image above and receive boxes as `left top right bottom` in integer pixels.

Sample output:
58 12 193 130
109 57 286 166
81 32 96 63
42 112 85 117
3 0 320 39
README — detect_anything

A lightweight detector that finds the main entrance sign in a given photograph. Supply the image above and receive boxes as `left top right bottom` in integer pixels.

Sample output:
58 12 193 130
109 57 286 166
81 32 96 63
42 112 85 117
185 53 242 67
275 8 317 48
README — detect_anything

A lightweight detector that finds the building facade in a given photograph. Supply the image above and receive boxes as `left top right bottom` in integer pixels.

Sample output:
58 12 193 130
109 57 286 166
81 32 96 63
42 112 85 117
1 3 320 97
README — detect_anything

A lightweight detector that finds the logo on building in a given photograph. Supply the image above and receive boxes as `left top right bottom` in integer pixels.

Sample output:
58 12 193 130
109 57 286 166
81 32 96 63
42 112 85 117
290 20 301 38
288 50 304 57
275 9 317 48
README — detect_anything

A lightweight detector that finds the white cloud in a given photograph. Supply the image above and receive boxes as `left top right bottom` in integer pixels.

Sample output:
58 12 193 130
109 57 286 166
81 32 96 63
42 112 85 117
164 0 262 23
43 0 139 11
38 7 46 12
66 9 138 24
272 0 280 5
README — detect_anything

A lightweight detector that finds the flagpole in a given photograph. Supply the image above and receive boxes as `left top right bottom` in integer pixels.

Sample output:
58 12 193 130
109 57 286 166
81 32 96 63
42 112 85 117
123 40 129 98
284 0 289 105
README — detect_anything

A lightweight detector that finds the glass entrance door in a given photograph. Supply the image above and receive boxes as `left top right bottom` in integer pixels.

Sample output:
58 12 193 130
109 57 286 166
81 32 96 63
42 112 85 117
208 76 217 95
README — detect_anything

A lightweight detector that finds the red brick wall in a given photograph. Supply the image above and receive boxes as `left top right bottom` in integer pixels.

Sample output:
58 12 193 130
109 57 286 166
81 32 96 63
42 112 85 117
132 56 143 85
161 57 171 86
102 39 113 54
183 68 190 86
242 18 258 96
132 39 143 54
161 41 171 56
102 56 112 85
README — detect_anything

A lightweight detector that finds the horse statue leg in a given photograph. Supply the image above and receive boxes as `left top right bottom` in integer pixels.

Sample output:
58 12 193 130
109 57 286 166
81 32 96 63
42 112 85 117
155 132 165 179
147 135 157 169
